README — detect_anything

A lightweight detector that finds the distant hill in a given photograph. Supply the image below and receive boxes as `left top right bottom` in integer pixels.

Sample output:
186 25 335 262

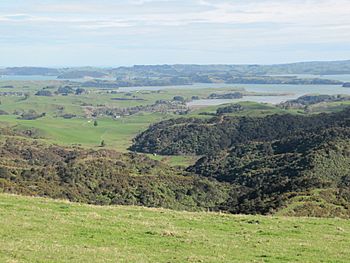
113 60 350 75
2 60 350 78
57 70 108 79
1 67 60 76
253 60 350 75
1 61 349 87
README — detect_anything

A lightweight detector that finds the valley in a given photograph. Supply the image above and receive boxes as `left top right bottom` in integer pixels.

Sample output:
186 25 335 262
2 67 350 217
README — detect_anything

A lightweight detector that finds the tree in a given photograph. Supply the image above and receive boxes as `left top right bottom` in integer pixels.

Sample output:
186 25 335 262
0 167 10 179
173 96 185 102
75 88 86 95
35 90 52 96
57 86 74 95
100 140 106 147
94 120 98 127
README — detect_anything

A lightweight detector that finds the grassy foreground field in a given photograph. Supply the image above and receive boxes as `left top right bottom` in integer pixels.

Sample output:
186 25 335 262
1 194 350 263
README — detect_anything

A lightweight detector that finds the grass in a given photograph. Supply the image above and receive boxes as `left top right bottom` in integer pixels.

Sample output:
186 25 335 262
189 101 297 118
0 113 196 166
0 114 165 152
147 154 199 167
0 83 249 150
0 193 350 263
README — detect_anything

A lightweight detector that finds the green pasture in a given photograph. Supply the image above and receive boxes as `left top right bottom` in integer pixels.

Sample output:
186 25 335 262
0 193 349 263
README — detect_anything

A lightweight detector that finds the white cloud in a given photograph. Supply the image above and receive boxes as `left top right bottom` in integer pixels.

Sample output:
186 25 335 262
1 0 349 29
0 0 349 65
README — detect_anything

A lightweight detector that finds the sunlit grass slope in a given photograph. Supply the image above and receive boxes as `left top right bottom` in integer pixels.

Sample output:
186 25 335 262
0 194 350 262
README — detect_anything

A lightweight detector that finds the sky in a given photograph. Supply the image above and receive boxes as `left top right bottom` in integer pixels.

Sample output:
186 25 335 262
0 0 350 66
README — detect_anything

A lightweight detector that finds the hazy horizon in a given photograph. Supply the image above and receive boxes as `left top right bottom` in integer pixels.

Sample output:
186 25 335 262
2 59 350 69
1 0 350 67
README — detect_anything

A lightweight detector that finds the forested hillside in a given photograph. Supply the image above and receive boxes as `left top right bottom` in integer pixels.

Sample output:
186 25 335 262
131 108 350 155
129 109 350 217
2 109 350 217
0 139 230 211
188 129 350 215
